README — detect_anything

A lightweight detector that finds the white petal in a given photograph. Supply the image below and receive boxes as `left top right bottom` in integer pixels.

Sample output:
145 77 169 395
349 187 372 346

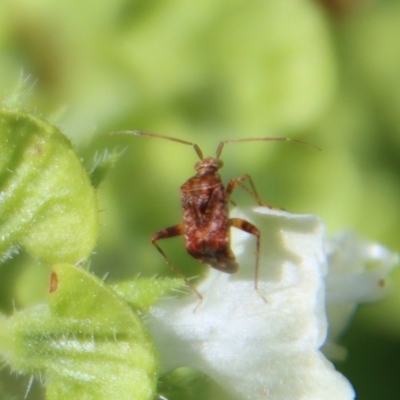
326 230 398 304
148 207 355 400
324 230 399 359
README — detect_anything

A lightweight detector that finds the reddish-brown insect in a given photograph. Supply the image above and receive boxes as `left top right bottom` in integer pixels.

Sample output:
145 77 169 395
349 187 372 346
113 130 318 301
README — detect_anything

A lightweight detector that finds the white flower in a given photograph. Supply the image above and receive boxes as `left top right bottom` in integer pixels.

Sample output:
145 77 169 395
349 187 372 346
147 207 393 400
323 230 399 360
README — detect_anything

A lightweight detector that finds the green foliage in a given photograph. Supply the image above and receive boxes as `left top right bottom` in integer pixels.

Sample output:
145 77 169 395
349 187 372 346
0 109 182 399
112 277 185 313
89 148 126 189
0 263 161 400
0 109 98 264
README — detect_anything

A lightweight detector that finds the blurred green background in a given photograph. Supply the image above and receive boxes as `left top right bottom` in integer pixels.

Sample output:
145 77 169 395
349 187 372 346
0 0 399 399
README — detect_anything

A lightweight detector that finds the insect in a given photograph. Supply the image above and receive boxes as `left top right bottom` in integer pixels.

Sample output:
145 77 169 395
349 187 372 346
113 130 318 302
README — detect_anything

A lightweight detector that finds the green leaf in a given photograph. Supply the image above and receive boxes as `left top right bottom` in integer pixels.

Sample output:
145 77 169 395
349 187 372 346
89 148 126 189
0 263 158 400
111 277 186 312
0 109 98 264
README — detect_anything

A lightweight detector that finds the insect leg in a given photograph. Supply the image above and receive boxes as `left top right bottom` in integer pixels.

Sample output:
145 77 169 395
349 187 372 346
229 218 266 303
226 174 275 208
152 224 203 301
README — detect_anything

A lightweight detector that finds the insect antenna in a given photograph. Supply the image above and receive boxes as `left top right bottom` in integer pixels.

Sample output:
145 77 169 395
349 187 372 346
215 136 321 159
111 130 204 160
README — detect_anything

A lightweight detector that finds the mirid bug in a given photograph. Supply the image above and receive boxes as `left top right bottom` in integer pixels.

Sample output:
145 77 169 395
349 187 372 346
113 130 318 302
